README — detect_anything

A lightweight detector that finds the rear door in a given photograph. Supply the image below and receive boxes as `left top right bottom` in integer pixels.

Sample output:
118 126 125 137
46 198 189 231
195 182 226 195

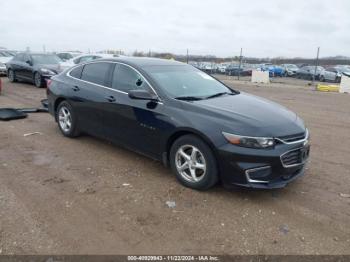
22 54 34 80
68 62 114 137
11 53 25 79
326 68 337 81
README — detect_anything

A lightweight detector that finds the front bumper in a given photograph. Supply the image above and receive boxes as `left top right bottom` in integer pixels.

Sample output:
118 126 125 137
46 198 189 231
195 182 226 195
217 141 310 189
0 66 6 75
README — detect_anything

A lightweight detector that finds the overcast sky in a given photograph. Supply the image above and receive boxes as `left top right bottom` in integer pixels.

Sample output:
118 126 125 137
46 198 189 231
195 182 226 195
1 0 349 58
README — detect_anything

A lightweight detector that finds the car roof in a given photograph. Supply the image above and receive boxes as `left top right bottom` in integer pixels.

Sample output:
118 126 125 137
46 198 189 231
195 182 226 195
97 57 185 68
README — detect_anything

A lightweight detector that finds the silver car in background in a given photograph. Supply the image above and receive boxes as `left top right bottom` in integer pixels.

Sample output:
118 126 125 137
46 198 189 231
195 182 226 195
0 51 15 75
281 64 299 76
59 53 117 70
320 66 350 82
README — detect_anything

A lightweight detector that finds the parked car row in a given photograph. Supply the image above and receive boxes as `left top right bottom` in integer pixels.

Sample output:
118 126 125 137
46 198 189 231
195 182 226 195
191 61 350 83
4 51 350 87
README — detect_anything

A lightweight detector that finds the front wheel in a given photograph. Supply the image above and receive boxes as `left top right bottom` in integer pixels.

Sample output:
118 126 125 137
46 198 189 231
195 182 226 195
8 69 17 82
319 75 325 82
170 135 218 190
56 101 80 138
34 72 45 88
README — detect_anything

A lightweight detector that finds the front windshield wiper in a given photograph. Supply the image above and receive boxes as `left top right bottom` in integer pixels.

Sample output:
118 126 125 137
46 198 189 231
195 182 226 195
175 96 203 101
205 92 231 99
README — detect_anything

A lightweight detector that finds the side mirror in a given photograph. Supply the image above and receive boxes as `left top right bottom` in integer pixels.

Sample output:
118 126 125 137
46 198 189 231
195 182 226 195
128 90 159 101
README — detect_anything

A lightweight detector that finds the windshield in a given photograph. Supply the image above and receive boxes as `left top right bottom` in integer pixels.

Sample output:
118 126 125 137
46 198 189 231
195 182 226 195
0 51 12 57
146 65 233 99
32 54 61 64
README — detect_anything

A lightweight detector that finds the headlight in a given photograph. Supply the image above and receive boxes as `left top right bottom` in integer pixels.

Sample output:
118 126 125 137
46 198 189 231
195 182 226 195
40 68 56 75
222 132 275 149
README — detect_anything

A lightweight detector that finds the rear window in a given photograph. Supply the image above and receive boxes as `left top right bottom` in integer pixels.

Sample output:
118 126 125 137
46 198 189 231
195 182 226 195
70 66 83 79
81 62 111 86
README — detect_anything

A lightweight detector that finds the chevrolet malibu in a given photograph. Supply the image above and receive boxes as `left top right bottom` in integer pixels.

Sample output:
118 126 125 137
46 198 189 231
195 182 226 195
47 57 310 190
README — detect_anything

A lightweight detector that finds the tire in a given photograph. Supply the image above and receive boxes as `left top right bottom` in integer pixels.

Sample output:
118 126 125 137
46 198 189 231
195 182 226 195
34 72 45 88
335 76 341 83
169 135 218 190
56 101 80 138
8 69 17 82
319 75 325 82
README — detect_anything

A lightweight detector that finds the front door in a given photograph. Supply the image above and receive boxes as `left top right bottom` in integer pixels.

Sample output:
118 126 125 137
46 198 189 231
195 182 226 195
102 63 171 158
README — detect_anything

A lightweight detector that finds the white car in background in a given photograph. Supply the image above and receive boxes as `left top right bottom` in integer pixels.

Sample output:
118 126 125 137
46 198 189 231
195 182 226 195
56 51 82 61
60 53 118 70
0 51 15 75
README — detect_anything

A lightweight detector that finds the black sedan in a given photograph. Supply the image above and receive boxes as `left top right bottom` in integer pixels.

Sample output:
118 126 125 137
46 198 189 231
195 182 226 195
47 57 310 190
6 52 63 88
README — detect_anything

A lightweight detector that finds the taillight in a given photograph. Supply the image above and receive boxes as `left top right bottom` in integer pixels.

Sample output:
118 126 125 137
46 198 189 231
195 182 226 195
46 79 52 96
46 79 52 88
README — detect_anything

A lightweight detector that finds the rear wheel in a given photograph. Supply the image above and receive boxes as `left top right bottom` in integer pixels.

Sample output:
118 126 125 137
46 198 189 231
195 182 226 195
56 101 80 137
8 69 17 82
170 135 218 190
34 72 45 88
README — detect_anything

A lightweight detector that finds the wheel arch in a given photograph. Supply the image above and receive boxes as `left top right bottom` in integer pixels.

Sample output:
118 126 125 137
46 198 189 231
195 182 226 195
54 97 67 119
164 128 219 166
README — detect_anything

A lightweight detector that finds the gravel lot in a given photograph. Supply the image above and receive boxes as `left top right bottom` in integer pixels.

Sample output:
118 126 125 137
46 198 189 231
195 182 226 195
0 76 349 255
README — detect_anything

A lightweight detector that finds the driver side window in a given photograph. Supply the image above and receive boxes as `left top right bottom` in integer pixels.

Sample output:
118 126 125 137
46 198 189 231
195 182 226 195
112 64 151 93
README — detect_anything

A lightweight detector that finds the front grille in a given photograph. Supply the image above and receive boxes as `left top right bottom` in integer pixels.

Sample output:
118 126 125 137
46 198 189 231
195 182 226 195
281 148 304 166
278 132 306 143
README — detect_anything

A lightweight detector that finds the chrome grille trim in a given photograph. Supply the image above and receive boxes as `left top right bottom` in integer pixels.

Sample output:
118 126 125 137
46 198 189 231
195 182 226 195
275 129 309 145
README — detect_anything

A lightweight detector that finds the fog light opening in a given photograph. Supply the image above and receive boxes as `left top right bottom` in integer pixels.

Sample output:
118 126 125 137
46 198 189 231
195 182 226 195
245 166 272 184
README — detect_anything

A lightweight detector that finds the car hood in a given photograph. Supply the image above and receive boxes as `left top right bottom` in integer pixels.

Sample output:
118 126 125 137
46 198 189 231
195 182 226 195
184 92 305 137
36 63 63 73
0 57 12 63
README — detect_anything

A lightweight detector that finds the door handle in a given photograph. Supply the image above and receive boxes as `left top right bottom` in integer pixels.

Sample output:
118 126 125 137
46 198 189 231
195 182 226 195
72 85 80 92
106 95 116 102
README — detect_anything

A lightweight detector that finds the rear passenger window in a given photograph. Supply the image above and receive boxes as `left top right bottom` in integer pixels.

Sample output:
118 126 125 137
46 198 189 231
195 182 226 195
112 64 151 93
81 62 111 86
70 66 83 79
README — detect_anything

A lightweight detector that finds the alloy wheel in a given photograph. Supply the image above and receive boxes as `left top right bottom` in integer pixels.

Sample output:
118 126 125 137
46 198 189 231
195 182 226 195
35 73 42 87
58 106 72 133
175 145 207 183
8 70 14 81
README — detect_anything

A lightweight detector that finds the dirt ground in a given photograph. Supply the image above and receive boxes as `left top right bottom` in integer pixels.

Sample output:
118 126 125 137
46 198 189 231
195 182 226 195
0 76 349 255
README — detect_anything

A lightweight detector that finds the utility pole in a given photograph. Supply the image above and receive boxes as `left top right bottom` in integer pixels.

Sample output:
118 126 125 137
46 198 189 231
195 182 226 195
186 49 189 64
313 47 320 83
238 48 243 80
